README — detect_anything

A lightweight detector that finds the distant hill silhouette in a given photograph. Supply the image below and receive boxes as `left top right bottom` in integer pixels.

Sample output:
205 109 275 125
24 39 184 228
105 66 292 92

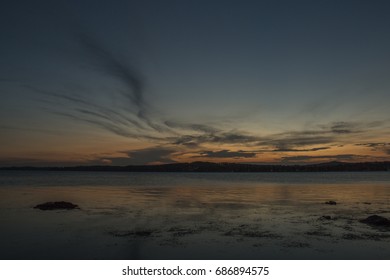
1 161 390 172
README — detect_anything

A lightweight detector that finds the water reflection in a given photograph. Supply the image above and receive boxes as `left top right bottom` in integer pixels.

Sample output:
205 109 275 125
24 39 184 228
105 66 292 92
0 171 390 259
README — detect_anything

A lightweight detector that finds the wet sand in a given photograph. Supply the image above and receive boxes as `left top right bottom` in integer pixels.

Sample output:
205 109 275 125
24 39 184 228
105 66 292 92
0 172 390 259
1 171 390 259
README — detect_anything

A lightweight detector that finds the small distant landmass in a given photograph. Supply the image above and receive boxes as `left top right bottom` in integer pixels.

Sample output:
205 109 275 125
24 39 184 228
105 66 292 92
1 161 390 172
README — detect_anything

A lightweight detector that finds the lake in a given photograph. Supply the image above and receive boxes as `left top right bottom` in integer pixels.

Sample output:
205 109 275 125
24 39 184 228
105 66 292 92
1 171 390 259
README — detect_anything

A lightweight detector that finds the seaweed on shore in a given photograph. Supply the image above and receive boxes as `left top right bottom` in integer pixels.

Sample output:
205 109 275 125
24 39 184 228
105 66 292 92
325 201 337 205
360 215 390 229
109 230 155 237
34 201 79 210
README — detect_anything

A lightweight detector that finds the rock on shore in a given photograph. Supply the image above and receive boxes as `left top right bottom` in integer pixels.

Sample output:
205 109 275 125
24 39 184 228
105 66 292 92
34 201 79 210
360 215 390 228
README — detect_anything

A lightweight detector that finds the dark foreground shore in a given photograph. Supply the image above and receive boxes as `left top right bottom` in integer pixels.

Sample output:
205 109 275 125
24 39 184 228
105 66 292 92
1 198 390 259
1 171 390 259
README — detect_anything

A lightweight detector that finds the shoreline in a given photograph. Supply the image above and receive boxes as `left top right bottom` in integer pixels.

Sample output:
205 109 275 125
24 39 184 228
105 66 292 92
1 161 390 173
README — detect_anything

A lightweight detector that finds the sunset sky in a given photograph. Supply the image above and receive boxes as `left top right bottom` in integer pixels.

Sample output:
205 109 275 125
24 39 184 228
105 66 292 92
1 0 390 166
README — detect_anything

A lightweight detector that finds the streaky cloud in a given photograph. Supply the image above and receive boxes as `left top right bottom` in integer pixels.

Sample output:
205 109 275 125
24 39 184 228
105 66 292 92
75 32 168 133
355 142 390 156
171 131 261 147
46 110 163 141
28 85 149 133
272 146 331 152
101 147 177 165
197 149 256 158
281 154 370 162
76 32 144 111
164 120 220 134
0 125 62 136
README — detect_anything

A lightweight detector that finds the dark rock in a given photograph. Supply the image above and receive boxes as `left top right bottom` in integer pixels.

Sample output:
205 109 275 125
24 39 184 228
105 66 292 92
172 230 197 237
109 230 153 237
320 215 332 220
34 201 79 210
225 229 282 239
282 241 310 248
325 201 337 205
167 227 201 237
360 215 390 227
342 233 364 240
133 231 153 237
305 230 332 237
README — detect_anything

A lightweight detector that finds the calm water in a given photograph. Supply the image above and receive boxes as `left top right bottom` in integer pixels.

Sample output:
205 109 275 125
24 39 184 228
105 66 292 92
1 171 390 259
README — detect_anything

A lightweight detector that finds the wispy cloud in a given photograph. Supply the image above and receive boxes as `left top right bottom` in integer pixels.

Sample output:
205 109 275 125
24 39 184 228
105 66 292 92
24 22 173 140
171 131 261 147
164 120 219 134
259 135 335 151
76 33 146 119
18 25 390 165
196 150 256 159
272 146 331 152
326 121 384 134
0 125 62 136
356 142 390 149
355 142 390 156
101 147 177 165
256 121 386 152
281 154 370 163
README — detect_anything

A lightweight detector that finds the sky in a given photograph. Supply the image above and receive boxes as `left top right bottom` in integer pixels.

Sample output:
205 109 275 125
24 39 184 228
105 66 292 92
1 0 390 166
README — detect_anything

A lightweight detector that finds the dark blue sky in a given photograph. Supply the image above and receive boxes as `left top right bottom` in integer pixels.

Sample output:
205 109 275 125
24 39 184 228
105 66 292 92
1 0 390 165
